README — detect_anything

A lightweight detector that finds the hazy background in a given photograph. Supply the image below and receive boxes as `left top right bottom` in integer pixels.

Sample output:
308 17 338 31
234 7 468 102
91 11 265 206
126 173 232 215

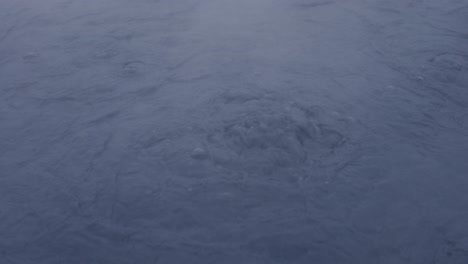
1 0 468 263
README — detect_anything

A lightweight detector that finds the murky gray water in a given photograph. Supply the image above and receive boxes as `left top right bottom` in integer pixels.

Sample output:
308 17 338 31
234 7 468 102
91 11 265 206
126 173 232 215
1 0 468 263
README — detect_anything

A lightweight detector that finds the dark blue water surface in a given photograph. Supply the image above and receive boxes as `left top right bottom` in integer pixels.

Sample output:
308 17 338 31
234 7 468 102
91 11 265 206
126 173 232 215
1 0 468 263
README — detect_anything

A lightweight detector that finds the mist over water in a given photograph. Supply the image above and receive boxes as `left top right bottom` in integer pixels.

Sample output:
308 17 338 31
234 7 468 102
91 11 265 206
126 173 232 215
1 0 468 263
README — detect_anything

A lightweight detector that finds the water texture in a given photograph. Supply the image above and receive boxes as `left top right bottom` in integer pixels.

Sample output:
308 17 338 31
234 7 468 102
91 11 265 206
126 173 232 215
1 0 468 263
